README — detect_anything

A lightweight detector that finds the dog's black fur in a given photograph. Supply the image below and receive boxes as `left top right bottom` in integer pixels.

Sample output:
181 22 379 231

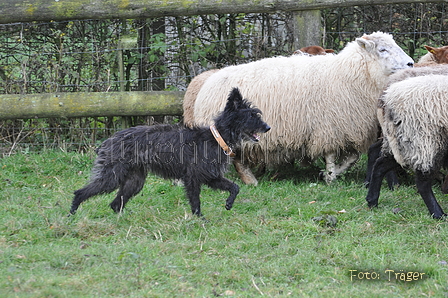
70 88 270 216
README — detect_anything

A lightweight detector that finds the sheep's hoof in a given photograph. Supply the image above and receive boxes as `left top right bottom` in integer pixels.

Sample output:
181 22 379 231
237 170 258 186
321 171 336 184
241 176 258 186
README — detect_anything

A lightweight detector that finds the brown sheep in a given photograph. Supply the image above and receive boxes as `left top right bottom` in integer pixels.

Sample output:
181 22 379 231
294 45 335 56
416 45 448 67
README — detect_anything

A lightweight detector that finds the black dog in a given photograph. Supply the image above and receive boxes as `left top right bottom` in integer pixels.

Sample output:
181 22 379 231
70 88 270 216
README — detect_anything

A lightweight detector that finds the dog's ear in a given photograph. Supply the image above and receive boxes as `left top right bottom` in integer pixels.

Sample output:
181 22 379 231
226 87 249 111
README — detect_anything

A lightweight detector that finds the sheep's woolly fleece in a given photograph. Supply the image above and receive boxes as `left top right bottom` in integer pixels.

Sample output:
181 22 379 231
183 69 219 128
184 47 333 128
386 64 448 87
192 32 412 165
381 74 448 173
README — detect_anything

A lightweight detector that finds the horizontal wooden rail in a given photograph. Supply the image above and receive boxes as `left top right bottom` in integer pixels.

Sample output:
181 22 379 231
0 91 185 120
1 0 446 24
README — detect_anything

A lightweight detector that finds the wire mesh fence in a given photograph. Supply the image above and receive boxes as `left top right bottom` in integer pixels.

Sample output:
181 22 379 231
1 3 447 155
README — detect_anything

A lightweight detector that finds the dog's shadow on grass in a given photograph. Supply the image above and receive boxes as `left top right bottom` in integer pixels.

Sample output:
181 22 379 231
246 157 415 189
261 163 322 184
239 157 374 186
228 161 323 185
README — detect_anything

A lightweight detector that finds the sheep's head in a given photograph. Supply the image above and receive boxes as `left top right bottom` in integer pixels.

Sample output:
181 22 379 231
424 45 448 64
299 45 334 55
356 32 414 75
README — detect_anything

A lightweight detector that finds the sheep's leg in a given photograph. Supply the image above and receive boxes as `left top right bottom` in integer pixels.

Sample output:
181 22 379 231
365 140 382 186
415 170 446 219
323 153 337 183
334 151 359 176
365 154 400 208
385 171 400 190
365 140 399 190
323 151 356 183
234 159 258 186
441 174 448 194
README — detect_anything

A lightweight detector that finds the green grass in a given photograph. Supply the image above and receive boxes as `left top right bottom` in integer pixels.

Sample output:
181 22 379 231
1 150 448 297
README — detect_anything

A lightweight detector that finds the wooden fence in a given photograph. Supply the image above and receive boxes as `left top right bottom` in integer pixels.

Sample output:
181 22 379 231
1 0 443 23
1 0 446 119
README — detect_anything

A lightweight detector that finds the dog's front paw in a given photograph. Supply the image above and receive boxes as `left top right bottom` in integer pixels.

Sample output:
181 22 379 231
225 202 233 210
366 199 378 208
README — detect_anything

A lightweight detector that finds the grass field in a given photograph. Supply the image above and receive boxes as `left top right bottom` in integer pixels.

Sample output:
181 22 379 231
1 150 448 297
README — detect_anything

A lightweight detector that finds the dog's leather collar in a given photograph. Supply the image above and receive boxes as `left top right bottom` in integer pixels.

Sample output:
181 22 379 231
210 125 235 157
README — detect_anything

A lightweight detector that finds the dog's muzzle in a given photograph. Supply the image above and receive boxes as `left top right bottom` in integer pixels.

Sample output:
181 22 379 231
251 125 271 142
263 125 271 133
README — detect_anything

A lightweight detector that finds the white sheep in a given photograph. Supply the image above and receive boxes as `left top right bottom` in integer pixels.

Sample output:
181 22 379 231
188 32 413 185
387 64 448 86
184 47 334 128
364 64 448 188
365 74 448 218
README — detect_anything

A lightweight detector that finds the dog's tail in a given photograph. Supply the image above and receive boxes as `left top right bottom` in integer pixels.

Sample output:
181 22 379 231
70 169 120 214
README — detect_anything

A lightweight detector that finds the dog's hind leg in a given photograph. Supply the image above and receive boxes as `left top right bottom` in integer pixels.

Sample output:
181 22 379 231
110 167 147 213
206 177 239 211
70 176 119 214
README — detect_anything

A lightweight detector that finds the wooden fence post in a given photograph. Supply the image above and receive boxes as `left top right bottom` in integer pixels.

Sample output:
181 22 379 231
292 10 323 49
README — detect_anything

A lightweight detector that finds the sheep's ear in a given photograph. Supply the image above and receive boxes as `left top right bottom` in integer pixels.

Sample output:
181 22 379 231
356 37 375 51
325 49 335 53
424 45 436 54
